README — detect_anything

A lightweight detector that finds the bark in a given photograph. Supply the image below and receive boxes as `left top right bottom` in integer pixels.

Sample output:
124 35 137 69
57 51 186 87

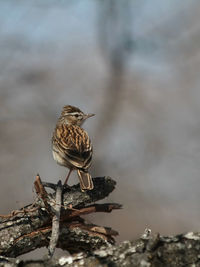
0 176 119 257
1 230 200 266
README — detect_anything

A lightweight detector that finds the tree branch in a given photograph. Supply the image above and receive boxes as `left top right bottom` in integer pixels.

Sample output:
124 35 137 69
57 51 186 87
0 176 119 257
1 230 200 266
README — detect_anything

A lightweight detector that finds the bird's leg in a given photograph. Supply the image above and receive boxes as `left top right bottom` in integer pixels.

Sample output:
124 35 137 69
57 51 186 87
64 169 72 185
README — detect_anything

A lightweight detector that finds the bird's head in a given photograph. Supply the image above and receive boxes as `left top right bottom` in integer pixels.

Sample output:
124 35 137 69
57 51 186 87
60 105 95 126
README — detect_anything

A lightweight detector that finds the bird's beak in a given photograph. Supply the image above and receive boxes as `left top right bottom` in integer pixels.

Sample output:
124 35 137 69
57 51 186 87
84 113 95 119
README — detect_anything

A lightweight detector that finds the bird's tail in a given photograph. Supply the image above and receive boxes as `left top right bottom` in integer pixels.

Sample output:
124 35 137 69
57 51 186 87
77 169 94 191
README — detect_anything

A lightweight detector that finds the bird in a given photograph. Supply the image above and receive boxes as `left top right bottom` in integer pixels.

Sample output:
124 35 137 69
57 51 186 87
52 105 95 191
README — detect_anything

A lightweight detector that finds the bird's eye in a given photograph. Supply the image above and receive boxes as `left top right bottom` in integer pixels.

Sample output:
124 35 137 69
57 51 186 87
75 114 79 118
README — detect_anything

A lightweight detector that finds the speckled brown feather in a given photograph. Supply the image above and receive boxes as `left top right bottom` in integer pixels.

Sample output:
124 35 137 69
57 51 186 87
52 124 92 170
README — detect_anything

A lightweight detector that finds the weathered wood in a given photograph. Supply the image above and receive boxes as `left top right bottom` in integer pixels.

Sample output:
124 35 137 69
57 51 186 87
0 176 118 257
48 180 62 257
1 230 200 266
62 231 200 267
34 174 53 215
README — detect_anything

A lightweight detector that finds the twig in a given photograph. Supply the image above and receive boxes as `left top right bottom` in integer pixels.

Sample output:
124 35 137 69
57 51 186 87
48 180 63 257
0 207 39 219
34 174 52 214
61 203 122 221
42 182 57 191
0 199 39 219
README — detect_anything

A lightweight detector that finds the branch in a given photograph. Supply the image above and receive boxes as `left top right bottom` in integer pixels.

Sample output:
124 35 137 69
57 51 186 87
61 203 122 221
0 176 119 257
61 230 200 266
1 230 200 266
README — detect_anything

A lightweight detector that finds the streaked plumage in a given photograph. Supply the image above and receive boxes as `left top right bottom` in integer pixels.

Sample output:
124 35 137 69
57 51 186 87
52 105 94 191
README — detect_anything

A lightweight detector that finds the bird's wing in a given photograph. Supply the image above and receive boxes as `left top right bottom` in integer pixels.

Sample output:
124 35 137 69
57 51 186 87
53 125 92 169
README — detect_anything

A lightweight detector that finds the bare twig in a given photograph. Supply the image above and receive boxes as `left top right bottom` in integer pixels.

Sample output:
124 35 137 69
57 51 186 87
34 174 52 214
48 180 63 257
62 203 122 221
42 181 57 191
34 174 48 198
0 207 39 219
0 199 39 219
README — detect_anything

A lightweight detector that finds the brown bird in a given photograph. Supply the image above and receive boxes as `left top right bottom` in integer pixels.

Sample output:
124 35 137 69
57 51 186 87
52 105 94 191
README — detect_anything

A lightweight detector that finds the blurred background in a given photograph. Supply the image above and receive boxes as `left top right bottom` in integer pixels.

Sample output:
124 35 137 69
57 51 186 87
1 0 200 255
